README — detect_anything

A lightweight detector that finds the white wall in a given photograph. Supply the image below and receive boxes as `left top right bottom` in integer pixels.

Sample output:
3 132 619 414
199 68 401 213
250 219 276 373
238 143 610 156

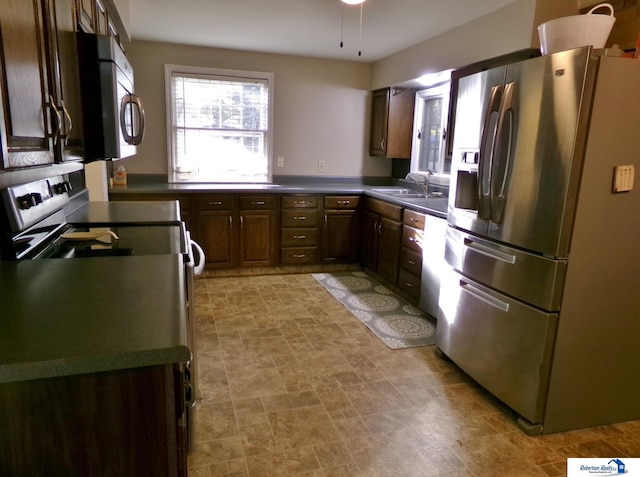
371 0 537 89
122 0 579 180
124 41 386 179
371 0 580 89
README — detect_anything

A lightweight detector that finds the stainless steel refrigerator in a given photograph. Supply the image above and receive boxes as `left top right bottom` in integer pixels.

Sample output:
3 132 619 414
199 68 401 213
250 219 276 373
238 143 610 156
437 46 640 434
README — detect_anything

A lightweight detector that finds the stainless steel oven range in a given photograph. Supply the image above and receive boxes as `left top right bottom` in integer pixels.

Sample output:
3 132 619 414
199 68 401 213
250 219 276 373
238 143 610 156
0 175 203 451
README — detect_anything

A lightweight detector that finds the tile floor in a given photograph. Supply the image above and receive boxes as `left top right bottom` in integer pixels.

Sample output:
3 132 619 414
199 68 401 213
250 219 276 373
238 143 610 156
188 273 640 477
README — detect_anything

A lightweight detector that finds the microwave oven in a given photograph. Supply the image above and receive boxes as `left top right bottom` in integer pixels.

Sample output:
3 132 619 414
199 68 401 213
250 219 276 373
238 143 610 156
76 33 145 161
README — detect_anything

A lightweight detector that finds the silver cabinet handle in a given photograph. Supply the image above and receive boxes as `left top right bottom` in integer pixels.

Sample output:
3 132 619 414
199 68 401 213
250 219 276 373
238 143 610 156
48 95 62 145
252 201 266 206
293 235 306 239
407 260 416 265
293 254 306 258
405 282 413 287
294 216 306 220
61 100 72 146
209 201 223 206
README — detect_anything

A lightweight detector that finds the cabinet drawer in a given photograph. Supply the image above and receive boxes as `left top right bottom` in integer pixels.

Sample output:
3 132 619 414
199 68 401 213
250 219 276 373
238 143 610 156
398 268 421 300
280 247 318 264
196 196 234 210
239 196 276 209
400 247 422 277
363 197 402 221
324 196 360 210
281 228 318 247
281 209 318 227
404 209 426 230
282 195 319 209
402 226 423 253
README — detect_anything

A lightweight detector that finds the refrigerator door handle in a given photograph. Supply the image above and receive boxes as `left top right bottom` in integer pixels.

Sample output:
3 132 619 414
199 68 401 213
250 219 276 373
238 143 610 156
477 84 503 220
463 237 517 264
460 280 510 312
491 81 517 224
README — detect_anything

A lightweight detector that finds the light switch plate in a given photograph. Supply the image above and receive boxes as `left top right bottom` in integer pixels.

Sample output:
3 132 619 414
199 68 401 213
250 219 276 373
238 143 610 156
277 156 284 168
613 165 635 193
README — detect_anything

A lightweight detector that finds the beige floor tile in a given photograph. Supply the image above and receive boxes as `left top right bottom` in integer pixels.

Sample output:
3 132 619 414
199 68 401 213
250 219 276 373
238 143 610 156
189 273 640 477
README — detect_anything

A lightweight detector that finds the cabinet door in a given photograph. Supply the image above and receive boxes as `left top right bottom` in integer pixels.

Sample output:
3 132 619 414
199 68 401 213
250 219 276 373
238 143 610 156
377 216 402 284
369 88 389 156
52 0 85 162
386 88 415 159
360 210 379 270
75 0 96 32
0 0 55 168
322 210 358 263
198 212 235 268
239 210 276 267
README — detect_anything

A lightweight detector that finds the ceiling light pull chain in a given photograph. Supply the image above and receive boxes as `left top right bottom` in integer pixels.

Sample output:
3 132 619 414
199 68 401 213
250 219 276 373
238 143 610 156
358 2 363 57
340 3 344 48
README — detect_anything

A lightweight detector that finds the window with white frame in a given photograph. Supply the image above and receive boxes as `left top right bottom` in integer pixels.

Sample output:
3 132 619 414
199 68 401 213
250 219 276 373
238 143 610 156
410 82 451 178
165 65 274 183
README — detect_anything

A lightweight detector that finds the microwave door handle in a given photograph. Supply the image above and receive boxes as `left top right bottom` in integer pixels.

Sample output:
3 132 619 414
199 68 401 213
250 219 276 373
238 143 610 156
130 94 145 145
120 94 145 146
491 81 516 224
477 84 502 220
120 94 134 144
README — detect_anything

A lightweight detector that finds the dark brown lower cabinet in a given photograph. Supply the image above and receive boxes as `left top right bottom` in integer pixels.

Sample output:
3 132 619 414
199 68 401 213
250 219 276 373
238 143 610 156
360 197 402 284
239 208 277 266
322 196 360 263
238 196 278 267
0 364 187 477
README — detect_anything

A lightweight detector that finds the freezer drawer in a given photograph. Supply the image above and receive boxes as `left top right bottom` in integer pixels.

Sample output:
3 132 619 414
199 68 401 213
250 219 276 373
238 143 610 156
437 269 558 424
445 227 567 311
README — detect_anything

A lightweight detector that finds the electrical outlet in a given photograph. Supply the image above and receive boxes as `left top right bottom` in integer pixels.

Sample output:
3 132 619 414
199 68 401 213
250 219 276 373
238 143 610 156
318 161 326 173
277 156 284 168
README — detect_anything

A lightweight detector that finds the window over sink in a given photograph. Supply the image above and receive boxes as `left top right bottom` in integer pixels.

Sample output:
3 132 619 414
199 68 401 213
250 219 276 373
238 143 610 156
409 80 451 184
165 65 274 183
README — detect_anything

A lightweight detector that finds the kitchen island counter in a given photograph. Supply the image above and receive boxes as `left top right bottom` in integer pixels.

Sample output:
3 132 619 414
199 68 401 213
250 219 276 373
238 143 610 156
0 255 190 384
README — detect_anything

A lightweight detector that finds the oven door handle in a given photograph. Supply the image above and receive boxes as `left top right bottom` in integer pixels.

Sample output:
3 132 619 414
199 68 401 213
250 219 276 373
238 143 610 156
190 238 205 276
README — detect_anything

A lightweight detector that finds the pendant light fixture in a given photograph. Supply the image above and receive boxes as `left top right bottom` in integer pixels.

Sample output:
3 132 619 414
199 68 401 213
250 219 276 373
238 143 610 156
339 0 365 57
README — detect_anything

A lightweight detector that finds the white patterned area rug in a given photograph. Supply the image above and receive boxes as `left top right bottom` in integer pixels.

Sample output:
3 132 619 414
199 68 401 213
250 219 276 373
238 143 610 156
312 271 436 349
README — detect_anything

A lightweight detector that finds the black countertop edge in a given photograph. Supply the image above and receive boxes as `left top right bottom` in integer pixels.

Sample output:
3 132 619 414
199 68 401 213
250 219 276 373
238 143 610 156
121 174 397 187
0 346 192 385
109 175 449 219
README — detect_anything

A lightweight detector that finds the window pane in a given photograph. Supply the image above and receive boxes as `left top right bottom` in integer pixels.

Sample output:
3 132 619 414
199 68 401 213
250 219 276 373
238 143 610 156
418 97 443 172
168 67 271 183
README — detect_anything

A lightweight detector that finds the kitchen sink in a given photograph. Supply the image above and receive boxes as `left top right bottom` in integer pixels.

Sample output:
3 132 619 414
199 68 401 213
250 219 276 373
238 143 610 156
391 193 426 198
370 188 445 200
370 188 413 194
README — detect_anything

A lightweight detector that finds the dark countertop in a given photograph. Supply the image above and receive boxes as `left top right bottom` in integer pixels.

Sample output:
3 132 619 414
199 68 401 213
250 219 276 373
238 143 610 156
109 177 449 219
0 255 190 384
66 200 183 226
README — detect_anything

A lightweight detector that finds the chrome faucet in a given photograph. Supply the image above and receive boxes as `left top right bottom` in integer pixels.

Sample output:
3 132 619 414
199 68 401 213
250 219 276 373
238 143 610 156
405 171 433 194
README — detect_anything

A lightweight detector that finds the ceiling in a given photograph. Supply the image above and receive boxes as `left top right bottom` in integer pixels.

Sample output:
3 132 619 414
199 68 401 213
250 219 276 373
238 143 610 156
128 0 520 62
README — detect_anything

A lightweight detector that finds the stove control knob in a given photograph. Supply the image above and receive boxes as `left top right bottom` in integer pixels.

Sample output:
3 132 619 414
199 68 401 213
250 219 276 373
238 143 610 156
17 194 34 209
53 181 73 194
